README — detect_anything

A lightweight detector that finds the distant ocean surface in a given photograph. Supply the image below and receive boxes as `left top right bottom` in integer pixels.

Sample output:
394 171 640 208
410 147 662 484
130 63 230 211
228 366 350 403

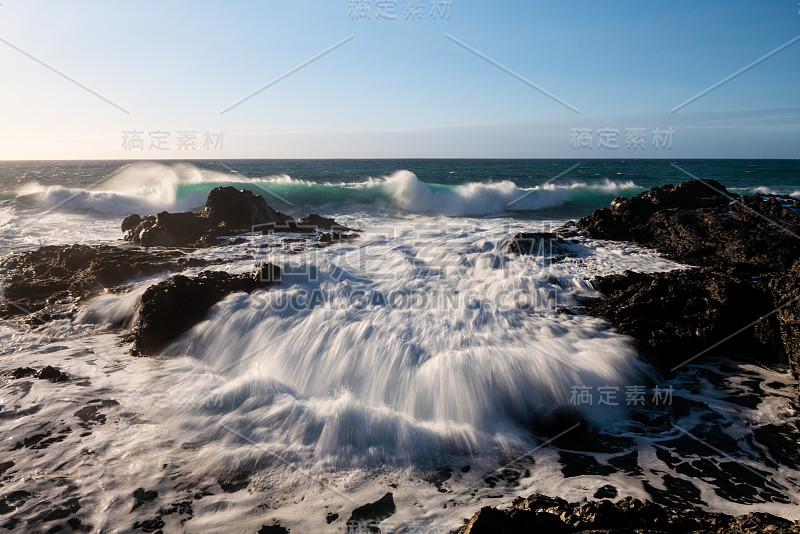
1 159 800 532
0 159 798 224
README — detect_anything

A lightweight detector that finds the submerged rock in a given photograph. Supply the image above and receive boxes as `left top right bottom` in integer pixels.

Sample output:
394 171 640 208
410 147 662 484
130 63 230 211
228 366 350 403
458 493 798 533
506 232 576 257
130 265 280 355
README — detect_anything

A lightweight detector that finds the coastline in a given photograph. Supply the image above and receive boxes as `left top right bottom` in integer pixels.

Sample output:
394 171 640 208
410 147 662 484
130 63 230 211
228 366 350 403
1 178 799 532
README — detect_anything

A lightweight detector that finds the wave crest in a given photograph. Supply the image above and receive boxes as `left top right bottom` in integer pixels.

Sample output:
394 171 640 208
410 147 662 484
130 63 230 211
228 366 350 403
11 162 643 217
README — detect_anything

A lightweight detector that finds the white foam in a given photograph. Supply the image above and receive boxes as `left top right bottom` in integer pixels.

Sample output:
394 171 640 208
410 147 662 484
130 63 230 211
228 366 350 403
382 170 639 216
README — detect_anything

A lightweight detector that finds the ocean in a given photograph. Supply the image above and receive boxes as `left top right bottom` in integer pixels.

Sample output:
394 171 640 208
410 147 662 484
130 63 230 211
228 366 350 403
1 159 799 532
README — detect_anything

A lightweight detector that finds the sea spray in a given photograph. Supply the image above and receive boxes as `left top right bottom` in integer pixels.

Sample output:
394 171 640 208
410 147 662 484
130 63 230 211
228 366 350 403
155 221 659 471
9 162 644 218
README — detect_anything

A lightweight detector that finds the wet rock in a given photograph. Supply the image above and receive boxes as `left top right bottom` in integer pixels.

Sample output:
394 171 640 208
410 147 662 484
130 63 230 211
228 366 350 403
255 262 282 283
585 268 778 371
558 452 616 478
130 267 280 355
593 485 618 499
614 496 669 529
133 499 194 532
574 179 800 376
316 232 359 244
417 467 453 493
121 213 142 233
348 492 396 524
0 490 32 515
122 211 216 248
325 512 339 524
123 186 294 248
506 232 576 257
203 186 292 230
458 493 798 533
0 461 14 475
132 517 165 532
753 423 800 469
11 428 69 451
217 472 250 493
131 488 158 511
460 504 569 534
297 213 353 231
36 365 69 382
74 400 119 428
0 244 208 320
9 367 36 379
765 260 800 379
29 496 81 522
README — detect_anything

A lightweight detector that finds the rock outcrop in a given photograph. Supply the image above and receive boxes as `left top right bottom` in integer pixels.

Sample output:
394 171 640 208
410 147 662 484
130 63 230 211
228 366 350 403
122 186 354 248
583 267 780 372
129 264 280 355
296 214 354 231
122 187 294 248
576 179 800 275
570 179 800 376
347 493 396 527
7 365 69 382
0 245 209 321
458 494 798 533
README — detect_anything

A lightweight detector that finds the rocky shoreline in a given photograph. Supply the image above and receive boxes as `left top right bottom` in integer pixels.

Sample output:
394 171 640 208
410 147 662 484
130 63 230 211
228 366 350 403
458 493 799 533
509 179 800 377
2 181 800 532
0 186 355 351
489 179 800 534
577 179 800 377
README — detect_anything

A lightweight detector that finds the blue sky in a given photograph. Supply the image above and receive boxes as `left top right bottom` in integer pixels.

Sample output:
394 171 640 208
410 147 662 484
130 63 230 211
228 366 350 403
0 0 798 158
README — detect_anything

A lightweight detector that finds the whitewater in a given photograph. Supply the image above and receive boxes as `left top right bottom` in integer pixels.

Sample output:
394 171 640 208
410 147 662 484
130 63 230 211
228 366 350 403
1 161 800 532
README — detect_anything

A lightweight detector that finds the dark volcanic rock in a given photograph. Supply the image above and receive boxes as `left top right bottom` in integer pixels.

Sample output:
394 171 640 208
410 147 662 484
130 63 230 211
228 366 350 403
35 365 70 382
593 484 618 499
577 179 800 275
458 493 797 533
9 367 36 379
122 187 355 248
124 211 217 248
574 179 800 375
506 232 576 257
765 259 800 379
297 213 354 231
316 232 359 244
348 492 396 524
203 186 292 229
131 488 158 511
585 268 779 371
0 244 208 320
122 186 294 248
130 266 280 355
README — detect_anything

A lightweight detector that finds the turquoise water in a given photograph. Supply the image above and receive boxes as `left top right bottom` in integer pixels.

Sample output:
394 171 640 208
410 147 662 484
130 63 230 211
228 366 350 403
0 159 798 221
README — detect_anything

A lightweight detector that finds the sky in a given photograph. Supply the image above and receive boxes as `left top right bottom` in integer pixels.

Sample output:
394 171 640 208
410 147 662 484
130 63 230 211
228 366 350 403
0 0 798 159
